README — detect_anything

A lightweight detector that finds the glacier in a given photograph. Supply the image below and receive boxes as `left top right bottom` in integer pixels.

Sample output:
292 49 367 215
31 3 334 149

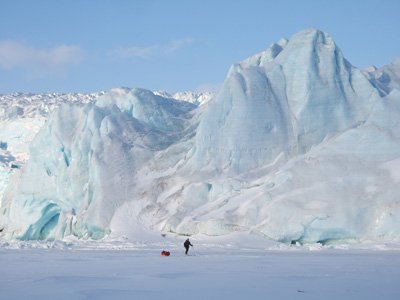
364 58 400 95
0 88 196 239
192 29 379 173
1 28 400 244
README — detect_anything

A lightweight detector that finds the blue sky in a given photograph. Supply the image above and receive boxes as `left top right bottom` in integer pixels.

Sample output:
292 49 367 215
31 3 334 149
0 0 399 93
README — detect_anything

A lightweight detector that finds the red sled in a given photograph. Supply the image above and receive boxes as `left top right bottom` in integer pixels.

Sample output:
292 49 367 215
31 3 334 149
161 250 170 256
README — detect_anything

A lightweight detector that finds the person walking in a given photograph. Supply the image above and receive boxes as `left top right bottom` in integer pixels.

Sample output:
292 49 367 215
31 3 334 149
184 238 193 255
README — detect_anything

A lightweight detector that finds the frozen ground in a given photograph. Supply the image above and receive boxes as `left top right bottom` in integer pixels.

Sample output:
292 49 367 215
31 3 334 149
1 235 400 300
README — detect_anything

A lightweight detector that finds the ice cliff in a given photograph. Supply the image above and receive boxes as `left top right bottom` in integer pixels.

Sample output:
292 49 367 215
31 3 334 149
1 28 400 244
0 88 196 239
192 29 379 173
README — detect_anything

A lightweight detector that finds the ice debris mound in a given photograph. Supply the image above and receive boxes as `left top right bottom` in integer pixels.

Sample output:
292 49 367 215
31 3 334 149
1 28 400 244
0 92 104 121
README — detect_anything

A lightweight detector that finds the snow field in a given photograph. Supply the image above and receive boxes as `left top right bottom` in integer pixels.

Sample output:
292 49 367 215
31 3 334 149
1 244 400 300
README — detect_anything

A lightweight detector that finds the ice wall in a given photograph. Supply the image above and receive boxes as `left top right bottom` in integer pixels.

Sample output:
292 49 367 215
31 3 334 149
192 29 379 173
0 88 196 239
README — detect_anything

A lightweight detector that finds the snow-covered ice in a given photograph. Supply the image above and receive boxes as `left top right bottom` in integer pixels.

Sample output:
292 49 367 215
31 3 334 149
154 90 215 106
364 58 400 95
1 235 400 300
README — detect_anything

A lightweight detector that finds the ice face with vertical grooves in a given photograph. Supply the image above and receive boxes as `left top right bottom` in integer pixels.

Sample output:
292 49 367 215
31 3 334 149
0 89 196 240
192 29 379 173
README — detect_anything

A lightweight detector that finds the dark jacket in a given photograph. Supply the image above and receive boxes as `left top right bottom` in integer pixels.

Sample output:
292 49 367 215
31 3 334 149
184 239 193 248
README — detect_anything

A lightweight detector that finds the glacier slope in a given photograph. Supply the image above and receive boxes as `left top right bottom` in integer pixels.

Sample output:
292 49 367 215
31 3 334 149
1 28 400 244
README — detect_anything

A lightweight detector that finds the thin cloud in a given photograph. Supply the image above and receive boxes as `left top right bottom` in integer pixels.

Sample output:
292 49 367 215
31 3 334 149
111 38 194 60
0 40 84 77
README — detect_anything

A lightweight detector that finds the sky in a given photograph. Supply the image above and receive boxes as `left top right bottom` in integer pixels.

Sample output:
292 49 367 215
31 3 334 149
0 0 399 94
